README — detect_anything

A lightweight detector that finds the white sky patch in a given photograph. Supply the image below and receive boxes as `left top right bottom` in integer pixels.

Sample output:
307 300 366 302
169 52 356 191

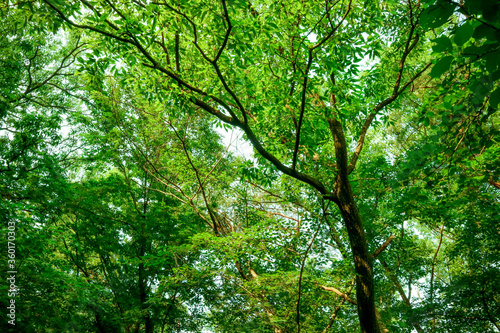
307 32 318 43
216 126 255 161
118 229 132 244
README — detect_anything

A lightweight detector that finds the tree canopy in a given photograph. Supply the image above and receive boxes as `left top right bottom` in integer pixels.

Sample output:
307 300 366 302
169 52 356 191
1 0 499 332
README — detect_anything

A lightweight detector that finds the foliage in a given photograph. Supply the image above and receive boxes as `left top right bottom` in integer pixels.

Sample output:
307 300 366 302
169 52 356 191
1 0 499 332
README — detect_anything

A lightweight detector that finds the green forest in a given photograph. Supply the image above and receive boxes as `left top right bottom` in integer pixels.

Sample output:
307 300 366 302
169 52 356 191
1 0 499 332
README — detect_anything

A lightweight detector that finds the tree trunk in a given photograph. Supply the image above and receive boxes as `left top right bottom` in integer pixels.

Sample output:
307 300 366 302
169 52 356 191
138 242 153 333
333 178 379 333
329 117 380 333
139 177 153 333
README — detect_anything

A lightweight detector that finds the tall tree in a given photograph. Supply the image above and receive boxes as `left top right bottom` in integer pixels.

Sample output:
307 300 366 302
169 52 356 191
4 0 498 332
37 1 429 330
0 3 87 332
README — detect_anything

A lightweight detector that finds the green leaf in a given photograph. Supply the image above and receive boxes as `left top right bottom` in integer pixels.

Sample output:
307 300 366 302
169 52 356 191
432 36 453 53
420 3 455 29
454 22 474 46
472 24 496 41
489 86 500 108
484 50 500 74
482 2 500 23
431 56 453 78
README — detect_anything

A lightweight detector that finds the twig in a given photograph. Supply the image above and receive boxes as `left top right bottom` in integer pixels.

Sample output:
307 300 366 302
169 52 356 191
296 200 330 332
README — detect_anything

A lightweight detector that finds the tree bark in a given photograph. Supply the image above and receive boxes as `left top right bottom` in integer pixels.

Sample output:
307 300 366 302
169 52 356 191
329 117 380 333
333 184 380 333
139 177 153 333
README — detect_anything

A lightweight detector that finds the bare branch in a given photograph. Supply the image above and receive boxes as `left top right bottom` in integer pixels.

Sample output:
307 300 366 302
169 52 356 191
169 120 221 235
372 235 396 259
319 284 357 305
321 279 355 333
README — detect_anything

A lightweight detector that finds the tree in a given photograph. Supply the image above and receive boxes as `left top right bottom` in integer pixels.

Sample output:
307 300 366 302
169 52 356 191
4 0 499 332
0 1 84 204
70 70 231 332
0 3 88 332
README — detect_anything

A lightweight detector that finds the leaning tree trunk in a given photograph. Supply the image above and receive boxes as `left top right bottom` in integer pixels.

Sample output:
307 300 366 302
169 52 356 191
329 118 380 333
334 179 380 333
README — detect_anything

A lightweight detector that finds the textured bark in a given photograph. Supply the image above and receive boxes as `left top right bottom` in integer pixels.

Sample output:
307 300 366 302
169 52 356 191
336 188 380 333
329 117 380 333
488 177 500 189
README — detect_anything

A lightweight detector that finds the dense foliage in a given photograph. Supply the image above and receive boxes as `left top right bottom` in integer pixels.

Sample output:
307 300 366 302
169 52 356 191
1 0 499 332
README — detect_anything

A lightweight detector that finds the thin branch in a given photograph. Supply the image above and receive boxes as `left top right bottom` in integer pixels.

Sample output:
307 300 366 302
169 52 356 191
319 284 357 305
372 235 396 259
345 2 429 175
44 0 337 202
42 0 132 44
239 121 334 199
45 0 239 124
379 259 424 333
321 279 355 333
152 2 211 60
194 135 232 197
347 62 431 175
214 0 232 62
292 50 312 171
430 220 446 332
85 0 121 30
292 0 352 171
24 36 86 96
174 32 180 72
311 0 352 51
26 46 39 90
296 200 330 332
169 120 221 235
